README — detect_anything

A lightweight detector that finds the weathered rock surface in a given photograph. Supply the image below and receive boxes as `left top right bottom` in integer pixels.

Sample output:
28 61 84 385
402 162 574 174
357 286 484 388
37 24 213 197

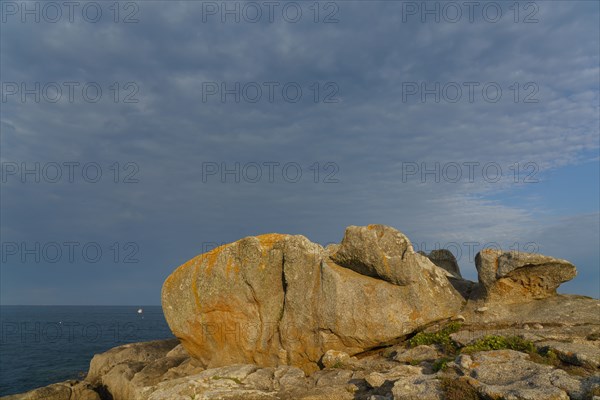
475 248 577 302
6 323 600 400
87 339 180 385
331 225 436 285
536 341 600 369
321 349 354 369
1 381 100 400
161 225 464 374
455 350 599 400
86 339 201 400
451 323 600 347
5 225 599 400
420 249 462 279
393 345 441 363
461 294 600 329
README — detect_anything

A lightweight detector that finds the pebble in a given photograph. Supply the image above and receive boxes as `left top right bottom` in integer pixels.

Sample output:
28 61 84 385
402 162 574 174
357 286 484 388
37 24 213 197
365 372 386 388
456 354 473 369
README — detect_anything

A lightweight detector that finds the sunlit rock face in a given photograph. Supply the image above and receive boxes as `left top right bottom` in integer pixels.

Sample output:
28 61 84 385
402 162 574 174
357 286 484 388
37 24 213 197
161 225 464 374
475 248 577 302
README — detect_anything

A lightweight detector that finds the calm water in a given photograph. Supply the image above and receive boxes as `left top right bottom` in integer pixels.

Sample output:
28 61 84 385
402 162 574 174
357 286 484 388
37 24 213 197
0 306 174 396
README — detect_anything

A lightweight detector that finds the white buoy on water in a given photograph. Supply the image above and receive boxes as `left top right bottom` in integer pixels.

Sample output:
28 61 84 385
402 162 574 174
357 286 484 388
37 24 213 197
137 308 143 314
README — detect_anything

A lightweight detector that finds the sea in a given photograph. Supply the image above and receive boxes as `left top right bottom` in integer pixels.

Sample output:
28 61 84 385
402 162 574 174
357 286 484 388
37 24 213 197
0 305 174 396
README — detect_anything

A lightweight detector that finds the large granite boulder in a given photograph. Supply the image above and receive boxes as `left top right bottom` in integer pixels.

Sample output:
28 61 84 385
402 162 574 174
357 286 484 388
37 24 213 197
161 225 464 374
330 224 424 285
475 249 577 302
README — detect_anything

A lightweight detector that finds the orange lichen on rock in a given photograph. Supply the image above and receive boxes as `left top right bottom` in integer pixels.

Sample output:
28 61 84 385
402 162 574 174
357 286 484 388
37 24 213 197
202 245 228 274
256 234 289 271
257 233 289 248
163 256 197 294
225 256 238 278
409 309 420 322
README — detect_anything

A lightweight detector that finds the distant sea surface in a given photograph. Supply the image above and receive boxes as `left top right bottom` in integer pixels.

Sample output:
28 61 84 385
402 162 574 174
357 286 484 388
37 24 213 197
0 305 174 396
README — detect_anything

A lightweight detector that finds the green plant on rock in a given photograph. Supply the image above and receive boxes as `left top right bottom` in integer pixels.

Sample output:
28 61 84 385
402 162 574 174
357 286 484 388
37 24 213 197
407 322 462 353
432 357 450 372
461 335 535 354
529 348 560 367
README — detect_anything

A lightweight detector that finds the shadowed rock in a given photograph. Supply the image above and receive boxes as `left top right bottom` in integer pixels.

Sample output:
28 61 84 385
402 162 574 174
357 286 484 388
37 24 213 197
423 249 462 279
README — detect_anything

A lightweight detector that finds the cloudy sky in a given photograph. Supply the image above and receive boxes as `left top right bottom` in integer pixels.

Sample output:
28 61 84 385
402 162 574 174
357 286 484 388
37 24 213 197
1 0 598 304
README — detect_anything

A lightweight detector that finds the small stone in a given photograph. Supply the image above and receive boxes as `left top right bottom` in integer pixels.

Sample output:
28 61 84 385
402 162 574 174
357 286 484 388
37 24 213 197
476 307 488 313
453 314 466 322
345 384 358 393
394 345 441 363
321 350 351 369
523 324 530 330
365 372 386 388
456 354 473 369
533 323 544 330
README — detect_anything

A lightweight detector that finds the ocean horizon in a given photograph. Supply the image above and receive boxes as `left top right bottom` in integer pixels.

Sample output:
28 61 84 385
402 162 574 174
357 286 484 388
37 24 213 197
0 305 174 396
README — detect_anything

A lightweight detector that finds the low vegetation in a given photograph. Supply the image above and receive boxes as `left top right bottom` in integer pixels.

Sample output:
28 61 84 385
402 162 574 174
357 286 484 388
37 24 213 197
407 322 462 353
432 357 450 372
405 323 584 378
461 335 536 354
439 377 481 400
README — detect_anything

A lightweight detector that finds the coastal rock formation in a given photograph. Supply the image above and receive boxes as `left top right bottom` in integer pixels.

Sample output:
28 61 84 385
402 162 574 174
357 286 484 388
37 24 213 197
5 224 598 400
456 350 598 400
6 330 600 400
475 249 577 302
1 381 100 400
330 225 444 285
161 225 464 374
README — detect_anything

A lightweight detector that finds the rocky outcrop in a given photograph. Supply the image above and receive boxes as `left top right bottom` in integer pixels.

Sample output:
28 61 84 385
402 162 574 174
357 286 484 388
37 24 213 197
456 350 598 400
8 333 600 400
1 381 100 400
5 224 597 400
475 248 577 302
330 225 444 285
536 341 600 369
161 225 464 374
86 339 181 385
